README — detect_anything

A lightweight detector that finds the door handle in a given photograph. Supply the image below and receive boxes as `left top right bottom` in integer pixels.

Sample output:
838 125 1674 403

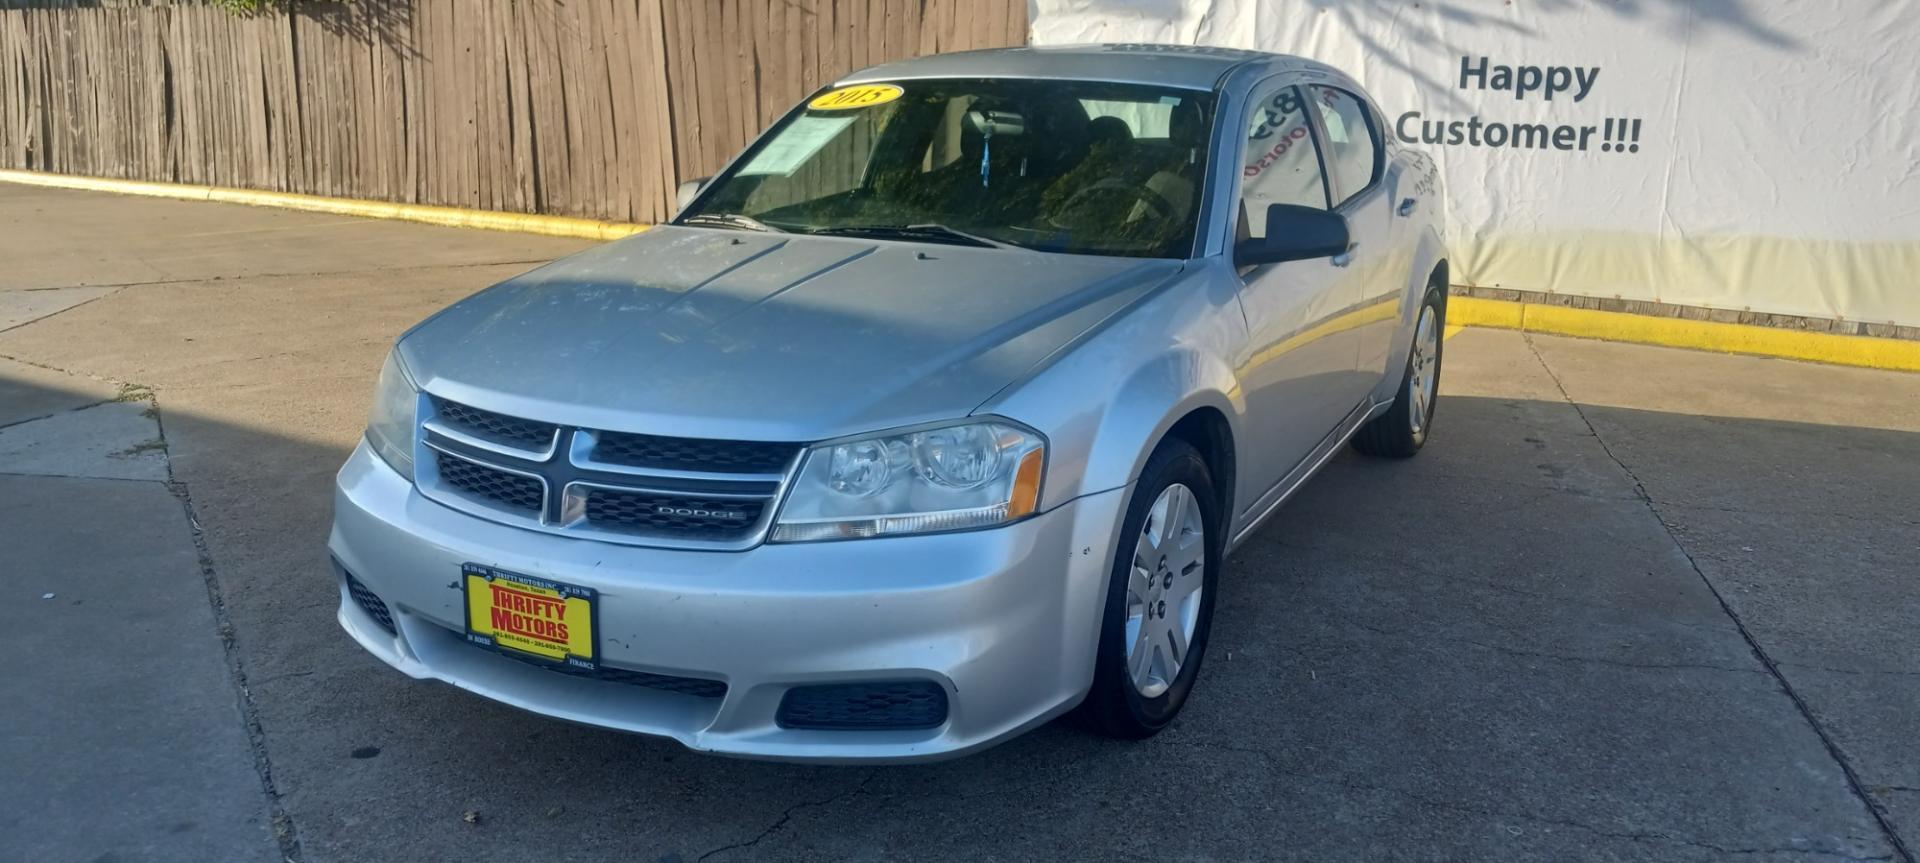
1331 243 1356 268
1397 197 1417 218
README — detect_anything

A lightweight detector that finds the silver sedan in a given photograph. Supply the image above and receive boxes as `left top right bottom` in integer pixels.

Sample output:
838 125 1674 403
329 44 1448 761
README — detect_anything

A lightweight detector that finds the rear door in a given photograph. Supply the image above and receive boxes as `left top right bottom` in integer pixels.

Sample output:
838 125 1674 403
1230 79 1363 511
1305 84 1399 398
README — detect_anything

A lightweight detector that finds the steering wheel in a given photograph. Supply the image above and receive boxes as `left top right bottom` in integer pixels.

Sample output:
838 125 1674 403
1056 178 1179 226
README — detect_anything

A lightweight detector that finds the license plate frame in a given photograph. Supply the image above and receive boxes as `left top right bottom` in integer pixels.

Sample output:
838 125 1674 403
461 563 599 671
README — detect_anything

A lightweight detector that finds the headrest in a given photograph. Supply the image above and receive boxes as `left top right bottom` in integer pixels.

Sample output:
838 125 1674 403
1087 116 1133 146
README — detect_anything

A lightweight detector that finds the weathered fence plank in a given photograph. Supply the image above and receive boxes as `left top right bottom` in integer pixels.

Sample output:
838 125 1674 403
0 0 1027 221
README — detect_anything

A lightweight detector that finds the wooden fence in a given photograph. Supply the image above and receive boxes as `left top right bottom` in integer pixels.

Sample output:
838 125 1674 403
0 0 1027 223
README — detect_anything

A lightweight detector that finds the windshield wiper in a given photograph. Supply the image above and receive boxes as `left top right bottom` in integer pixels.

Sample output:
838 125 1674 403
810 223 1011 250
681 212 785 233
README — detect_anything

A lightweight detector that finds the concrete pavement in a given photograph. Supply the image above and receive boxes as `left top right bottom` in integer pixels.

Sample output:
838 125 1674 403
0 364 268 862
1 183 1915 862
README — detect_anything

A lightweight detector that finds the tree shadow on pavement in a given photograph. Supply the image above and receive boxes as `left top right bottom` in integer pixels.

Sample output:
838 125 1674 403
10 355 1912 862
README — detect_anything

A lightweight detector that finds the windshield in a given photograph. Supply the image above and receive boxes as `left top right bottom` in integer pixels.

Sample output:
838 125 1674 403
679 78 1216 258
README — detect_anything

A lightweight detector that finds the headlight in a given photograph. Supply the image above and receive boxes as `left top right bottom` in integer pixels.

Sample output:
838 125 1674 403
770 420 1046 542
365 349 418 477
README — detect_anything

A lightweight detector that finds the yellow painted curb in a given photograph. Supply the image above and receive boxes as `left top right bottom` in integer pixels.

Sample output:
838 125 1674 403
0 170 648 241
1450 296 1920 373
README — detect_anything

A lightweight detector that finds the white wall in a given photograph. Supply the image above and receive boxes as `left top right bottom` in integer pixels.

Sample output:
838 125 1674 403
1032 0 1920 328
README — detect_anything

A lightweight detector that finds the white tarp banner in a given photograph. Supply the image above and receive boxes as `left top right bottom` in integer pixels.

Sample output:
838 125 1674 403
1031 1 1920 328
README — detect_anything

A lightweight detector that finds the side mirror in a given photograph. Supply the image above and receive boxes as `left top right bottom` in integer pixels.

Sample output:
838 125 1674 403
676 177 710 212
1234 204 1352 267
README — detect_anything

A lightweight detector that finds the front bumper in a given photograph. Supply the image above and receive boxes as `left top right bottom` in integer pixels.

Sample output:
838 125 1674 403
327 441 1127 762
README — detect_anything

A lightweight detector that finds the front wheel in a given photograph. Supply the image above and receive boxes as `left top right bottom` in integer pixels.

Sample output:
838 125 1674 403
1353 287 1444 458
1078 439 1221 739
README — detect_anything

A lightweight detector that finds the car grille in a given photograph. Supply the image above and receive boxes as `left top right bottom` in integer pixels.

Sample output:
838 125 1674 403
583 487 764 538
435 452 545 514
344 572 396 635
593 430 797 474
417 396 802 549
776 681 950 730
433 397 558 451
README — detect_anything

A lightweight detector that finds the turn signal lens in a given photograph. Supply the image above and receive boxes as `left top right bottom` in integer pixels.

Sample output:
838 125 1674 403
1007 447 1044 519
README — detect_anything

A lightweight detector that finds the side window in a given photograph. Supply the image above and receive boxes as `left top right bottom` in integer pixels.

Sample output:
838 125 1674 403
1308 85 1380 206
1238 84 1329 240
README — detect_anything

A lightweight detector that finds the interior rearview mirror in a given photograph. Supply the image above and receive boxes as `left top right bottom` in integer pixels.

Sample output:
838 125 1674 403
1234 204 1352 267
965 109 1026 138
676 177 710 212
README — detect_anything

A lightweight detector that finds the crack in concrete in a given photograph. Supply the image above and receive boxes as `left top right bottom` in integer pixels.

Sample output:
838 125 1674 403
0 469 166 485
144 387 306 863
1522 333 1916 863
1778 663 1920 679
693 771 878 862
1657 500 1920 530
1159 740 1895 860
0 407 83 431
0 355 148 410
0 352 107 380
0 285 125 335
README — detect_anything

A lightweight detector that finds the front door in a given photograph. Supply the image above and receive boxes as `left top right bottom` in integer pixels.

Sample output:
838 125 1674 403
1231 80 1364 516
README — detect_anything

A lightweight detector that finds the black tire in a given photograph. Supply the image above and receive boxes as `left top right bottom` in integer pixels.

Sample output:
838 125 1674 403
1353 285 1445 459
1077 438 1222 739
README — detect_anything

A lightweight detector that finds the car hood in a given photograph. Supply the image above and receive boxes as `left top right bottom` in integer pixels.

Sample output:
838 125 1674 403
399 227 1182 441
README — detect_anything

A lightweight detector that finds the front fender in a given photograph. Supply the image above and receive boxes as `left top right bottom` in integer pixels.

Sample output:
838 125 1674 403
978 267 1249 512
1059 349 1244 507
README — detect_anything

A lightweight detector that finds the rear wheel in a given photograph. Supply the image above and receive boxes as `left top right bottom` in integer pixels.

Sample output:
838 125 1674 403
1353 287 1444 458
1079 439 1220 739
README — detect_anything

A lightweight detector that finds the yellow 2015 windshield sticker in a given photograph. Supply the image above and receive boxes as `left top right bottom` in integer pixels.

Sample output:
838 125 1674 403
809 83 904 111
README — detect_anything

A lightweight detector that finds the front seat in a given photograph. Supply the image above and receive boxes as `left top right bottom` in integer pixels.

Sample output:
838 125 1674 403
1137 98 1206 223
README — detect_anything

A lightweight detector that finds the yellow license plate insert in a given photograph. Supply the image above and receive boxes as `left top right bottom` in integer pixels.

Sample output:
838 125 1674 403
462 564 597 670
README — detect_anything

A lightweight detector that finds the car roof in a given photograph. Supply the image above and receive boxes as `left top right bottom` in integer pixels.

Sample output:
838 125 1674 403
836 44 1323 92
